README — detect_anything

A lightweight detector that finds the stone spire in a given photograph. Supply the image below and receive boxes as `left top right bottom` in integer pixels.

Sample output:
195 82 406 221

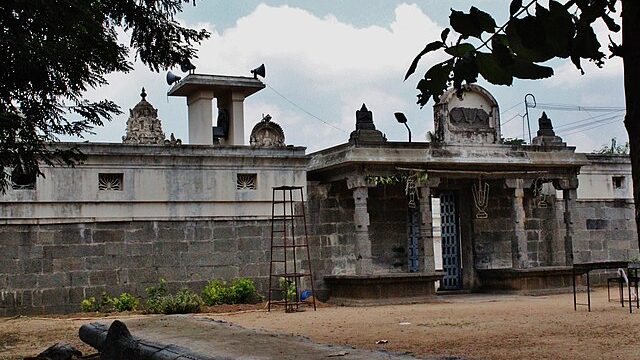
349 103 386 143
122 88 166 144
531 112 565 147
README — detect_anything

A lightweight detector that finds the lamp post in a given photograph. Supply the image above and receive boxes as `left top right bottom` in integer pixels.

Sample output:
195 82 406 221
394 112 411 142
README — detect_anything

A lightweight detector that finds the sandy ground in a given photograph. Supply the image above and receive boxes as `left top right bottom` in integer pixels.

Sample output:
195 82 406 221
1 288 639 359
215 289 640 360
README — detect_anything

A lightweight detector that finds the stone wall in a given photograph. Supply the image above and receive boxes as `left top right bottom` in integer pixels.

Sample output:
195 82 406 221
0 219 272 316
523 192 563 267
473 181 514 269
305 181 357 299
568 199 639 263
368 184 408 272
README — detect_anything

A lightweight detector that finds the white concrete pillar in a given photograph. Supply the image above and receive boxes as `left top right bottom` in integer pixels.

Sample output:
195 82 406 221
418 177 440 273
187 90 214 145
228 93 246 146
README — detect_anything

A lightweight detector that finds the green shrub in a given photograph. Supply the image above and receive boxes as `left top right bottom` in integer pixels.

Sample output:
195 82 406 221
80 297 99 312
162 288 203 314
202 278 260 305
112 292 139 312
202 280 233 306
279 277 297 302
230 278 260 304
99 292 115 312
145 279 168 314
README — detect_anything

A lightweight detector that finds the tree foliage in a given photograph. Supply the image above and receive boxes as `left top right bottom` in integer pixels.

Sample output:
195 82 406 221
405 0 620 107
0 0 210 193
594 138 629 154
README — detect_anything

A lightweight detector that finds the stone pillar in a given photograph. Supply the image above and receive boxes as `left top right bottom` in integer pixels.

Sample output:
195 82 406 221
505 179 529 269
556 177 579 266
228 92 245 145
187 90 214 145
418 177 440 273
347 176 372 275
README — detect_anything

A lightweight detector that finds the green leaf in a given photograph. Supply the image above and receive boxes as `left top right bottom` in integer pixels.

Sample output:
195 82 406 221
510 0 523 17
452 54 478 91
491 35 514 66
572 22 605 65
470 6 497 34
477 52 513 86
445 43 475 57
506 17 554 62
571 53 585 75
441 28 451 43
449 7 496 39
541 1 575 58
416 59 453 107
405 41 444 80
601 13 620 32
510 58 554 80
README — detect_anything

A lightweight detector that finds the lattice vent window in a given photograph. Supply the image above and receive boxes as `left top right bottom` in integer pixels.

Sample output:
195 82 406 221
98 173 123 191
236 173 257 190
11 169 36 190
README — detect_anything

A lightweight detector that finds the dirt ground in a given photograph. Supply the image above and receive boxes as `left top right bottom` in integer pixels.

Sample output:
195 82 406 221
1 288 640 359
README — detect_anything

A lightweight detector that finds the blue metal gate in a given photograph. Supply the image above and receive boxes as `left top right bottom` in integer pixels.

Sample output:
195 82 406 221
407 207 420 272
440 192 462 290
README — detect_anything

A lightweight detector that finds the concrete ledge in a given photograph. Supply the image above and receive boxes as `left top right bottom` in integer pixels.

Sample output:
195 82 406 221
476 266 579 295
324 272 444 305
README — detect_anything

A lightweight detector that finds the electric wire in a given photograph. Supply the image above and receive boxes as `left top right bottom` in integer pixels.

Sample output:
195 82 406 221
561 117 623 136
501 113 523 126
264 83 349 134
553 110 625 131
500 101 522 115
535 102 625 112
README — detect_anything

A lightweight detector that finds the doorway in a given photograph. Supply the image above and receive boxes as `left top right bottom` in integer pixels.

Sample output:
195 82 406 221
439 192 462 290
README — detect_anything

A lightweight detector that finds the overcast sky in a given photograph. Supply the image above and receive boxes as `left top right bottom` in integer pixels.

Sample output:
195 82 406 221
79 1 626 153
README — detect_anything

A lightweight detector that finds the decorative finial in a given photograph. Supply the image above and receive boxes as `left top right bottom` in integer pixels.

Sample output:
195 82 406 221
140 87 147 100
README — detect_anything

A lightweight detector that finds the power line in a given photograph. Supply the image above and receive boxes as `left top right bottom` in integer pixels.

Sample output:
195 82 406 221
500 101 522 115
265 83 349 134
561 117 623 136
535 102 625 112
501 113 522 126
553 110 625 131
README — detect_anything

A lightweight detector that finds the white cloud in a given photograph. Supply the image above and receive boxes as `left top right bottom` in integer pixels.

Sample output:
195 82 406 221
76 3 444 151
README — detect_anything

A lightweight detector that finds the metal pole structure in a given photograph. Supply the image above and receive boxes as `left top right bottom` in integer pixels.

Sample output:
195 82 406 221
403 123 412 142
524 93 536 144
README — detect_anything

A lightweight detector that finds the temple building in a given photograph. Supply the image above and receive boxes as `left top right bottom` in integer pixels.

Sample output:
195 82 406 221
0 72 636 314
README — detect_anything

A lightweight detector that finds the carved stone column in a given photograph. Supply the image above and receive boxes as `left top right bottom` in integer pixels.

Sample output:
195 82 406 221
555 177 579 266
418 177 440 273
347 176 373 274
505 178 530 269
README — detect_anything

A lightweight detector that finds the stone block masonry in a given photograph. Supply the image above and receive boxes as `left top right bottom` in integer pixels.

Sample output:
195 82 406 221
0 219 272 316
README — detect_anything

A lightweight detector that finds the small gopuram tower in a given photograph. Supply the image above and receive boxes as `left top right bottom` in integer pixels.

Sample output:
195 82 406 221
433 84 501 144
122 88 166 144
167 73 265 145
348 104 386 144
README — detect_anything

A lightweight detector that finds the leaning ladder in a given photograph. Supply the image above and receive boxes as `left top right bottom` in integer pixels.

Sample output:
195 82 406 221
267 186 317 312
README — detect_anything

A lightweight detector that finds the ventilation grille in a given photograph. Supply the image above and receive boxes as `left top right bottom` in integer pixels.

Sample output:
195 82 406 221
236 174 257 190
98 173 123 191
